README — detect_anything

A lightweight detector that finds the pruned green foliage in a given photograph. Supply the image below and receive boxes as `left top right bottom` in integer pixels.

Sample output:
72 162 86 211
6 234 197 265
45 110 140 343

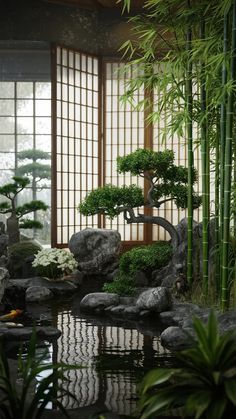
103 242 172 296
16 163 51 180
16 201 48 217
120 241 172 275
17 149 50 161
79 184 144 219
0 202 11 213
19 219 43 230
117 148 175 176
0 177 30 197
103 272 136 296
139 312 236 419
79 149 200 216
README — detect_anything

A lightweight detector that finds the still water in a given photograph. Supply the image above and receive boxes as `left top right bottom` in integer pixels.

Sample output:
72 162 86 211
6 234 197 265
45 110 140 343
21 294 171 416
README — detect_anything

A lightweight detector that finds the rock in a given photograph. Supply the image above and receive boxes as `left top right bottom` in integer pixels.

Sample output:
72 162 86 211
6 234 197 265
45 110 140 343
123 306 141 317
8 241 42 279
136 287 172 312
105 268 120 282
160 326 194 351
109 305 127 315
134 270 148 287
69 228 121 275
80 292 120 312
161 274 176 288
218 311 236 333
25 286 54 303
0 325 61 341
0 267 9 302
159 302 202 327
151 266 169 286
6 275 82 300
119 296 136 305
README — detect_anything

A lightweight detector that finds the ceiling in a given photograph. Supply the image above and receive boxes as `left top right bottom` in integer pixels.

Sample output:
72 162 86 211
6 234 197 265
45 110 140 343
42 0 144 11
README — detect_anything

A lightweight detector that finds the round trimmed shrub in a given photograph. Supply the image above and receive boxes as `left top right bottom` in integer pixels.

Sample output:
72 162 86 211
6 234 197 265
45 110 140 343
103 241 172 296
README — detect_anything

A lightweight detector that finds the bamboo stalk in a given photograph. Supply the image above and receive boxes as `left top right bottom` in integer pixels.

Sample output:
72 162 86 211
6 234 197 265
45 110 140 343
186 2 193 287
220 13 229 286
215 118 220 295
200 19 209 297
221 0 236 311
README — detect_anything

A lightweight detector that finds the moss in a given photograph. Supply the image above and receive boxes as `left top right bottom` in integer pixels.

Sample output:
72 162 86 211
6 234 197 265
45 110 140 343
8 240 42 278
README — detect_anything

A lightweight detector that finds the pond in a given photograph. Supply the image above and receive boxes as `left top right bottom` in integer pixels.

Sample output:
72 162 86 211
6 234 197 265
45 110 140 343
7 292 172 417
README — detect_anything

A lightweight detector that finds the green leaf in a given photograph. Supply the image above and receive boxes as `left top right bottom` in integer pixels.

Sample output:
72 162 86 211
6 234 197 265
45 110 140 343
185 390 212 419
225 379 236 405
140 368 178 394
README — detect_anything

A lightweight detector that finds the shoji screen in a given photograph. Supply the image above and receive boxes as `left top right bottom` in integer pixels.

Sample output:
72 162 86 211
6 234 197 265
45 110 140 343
52 46 100 247
103 62 145 242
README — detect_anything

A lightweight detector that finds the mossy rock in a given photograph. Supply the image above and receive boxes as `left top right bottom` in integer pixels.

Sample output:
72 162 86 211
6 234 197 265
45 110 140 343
8 241 42 279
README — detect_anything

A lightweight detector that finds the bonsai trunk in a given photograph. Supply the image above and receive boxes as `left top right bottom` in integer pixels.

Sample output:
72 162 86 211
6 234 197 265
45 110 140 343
7 213 20 245
124 212 180 250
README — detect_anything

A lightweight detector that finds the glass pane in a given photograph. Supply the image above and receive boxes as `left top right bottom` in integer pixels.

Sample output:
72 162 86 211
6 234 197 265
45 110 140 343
35 117 51 134
0 82 14 98
0 117 15 134
0 135 15 152
17 117 34 134
0 169 13 184
35 135 51 153
17 135 33 151
35 100 51 116
0 100 14 116
17 99 33 116
0 152 14 169
35 82 51 99
69 51 74 68
17 82 33 98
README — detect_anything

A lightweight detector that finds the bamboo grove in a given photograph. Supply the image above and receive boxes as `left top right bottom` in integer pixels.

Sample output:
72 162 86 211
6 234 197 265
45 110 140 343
120 0 236 309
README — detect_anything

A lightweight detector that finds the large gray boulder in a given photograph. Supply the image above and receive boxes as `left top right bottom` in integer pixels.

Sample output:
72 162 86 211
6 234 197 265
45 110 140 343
80 292 120 312
161 326 194 351
69 228 121 275
136 287 172 312
25 286 53 303
0 267 9 302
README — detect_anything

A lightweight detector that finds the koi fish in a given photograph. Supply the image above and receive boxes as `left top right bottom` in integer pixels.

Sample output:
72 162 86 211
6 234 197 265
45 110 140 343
0 309 23 321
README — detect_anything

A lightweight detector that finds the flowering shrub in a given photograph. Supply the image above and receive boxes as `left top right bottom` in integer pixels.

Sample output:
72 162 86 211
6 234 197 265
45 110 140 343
32 248 78 280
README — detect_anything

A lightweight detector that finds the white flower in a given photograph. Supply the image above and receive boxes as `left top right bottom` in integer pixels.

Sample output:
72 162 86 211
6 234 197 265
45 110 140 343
32 248 78 277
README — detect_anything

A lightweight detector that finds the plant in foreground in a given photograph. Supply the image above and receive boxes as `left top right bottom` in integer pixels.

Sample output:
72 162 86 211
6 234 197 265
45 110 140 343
0 330 80 419
32 248 78 280
139 312 236 419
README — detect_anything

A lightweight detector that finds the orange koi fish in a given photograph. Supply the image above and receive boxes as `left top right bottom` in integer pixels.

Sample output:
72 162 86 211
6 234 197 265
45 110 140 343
0 309 23 321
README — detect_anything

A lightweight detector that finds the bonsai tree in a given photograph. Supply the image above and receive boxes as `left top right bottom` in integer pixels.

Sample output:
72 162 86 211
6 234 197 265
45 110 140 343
79 149 201 249
15 149 51 238
16 149 51 200
0 176 48 245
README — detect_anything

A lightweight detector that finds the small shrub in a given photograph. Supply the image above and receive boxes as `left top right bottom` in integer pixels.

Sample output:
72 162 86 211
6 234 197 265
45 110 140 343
120 241 172 276
103 272 136 296
103 242 172 296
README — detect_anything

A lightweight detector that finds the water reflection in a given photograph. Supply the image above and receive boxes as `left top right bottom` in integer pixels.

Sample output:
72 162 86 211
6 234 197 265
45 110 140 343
46 297 171 416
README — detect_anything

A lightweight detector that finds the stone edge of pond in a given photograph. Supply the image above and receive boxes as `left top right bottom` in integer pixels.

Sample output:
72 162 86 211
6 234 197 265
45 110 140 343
79 289 236 351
